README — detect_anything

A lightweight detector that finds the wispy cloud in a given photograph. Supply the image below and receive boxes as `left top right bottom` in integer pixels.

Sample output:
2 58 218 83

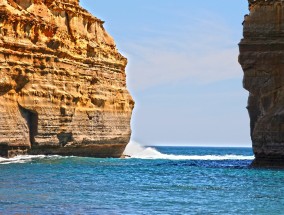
122 14 242 92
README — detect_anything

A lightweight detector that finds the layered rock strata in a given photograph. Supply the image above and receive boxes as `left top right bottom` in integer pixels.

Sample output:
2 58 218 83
239 0 284 167
0 0 134 158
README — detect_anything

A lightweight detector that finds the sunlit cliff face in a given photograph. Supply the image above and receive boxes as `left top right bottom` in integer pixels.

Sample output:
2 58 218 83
0 0 134 157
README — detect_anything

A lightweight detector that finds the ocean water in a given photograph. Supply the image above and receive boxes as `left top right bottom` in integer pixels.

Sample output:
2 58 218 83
1 143 284 215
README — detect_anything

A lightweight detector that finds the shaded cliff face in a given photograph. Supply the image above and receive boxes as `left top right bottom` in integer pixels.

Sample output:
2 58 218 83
239 0 284 167
0 0 134 157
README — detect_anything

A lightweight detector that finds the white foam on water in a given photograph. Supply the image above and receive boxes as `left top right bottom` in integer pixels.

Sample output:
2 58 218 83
123 141 254 160
0 155 61 165
0 142 254 164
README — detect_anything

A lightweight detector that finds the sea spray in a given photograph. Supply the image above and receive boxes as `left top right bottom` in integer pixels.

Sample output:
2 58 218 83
124 141 254 160
0 143 255 164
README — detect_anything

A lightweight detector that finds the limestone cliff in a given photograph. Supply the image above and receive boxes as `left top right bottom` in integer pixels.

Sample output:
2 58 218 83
239 0 284 167
0 0 134 158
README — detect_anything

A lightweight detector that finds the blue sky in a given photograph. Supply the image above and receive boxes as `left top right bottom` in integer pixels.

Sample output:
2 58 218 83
80 0 250 147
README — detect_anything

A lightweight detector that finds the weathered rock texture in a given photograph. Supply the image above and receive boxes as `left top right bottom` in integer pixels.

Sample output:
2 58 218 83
239 0 284 167
0 0 134 158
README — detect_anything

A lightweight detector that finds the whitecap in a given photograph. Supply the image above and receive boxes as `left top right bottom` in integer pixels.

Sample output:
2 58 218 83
0 155 62 165
123 141 254 160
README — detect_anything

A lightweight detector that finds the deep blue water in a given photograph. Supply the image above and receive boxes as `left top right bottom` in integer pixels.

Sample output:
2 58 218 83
1 146 284 215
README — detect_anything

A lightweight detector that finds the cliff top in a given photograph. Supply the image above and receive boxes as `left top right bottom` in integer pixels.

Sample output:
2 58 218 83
0 0 126 67
249 0 284 4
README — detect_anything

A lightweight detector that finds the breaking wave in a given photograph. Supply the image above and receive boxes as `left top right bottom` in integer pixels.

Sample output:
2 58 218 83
123 141 254 160
0 155 62 165
0 142 254 164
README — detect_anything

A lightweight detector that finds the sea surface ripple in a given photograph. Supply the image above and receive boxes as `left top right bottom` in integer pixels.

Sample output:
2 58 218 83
0 143 284 215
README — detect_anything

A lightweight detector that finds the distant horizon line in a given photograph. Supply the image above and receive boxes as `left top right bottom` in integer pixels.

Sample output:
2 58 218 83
134 142 252 148
145 145 252 148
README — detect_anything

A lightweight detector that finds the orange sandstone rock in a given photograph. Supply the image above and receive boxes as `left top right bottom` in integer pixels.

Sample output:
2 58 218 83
0 0 134 157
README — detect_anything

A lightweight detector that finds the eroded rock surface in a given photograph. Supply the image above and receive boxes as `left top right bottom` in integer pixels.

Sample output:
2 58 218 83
0 0 134 158
239 0 284 167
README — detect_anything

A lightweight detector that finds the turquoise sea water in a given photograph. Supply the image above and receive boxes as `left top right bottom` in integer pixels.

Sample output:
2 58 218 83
1 145 284 215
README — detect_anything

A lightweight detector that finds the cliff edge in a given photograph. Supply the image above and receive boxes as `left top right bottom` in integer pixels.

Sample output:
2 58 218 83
0 0 134 158
239 0 284 167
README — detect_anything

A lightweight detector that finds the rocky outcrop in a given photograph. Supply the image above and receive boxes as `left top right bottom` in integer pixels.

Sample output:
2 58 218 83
0 0 134 158
239 0 284 167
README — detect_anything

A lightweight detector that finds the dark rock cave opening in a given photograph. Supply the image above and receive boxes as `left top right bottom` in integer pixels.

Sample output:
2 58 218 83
19 105 38 146
57 132 73 147
0 144 8 157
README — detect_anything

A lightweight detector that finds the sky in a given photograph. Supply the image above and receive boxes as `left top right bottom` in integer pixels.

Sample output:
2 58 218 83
80 0 250 147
